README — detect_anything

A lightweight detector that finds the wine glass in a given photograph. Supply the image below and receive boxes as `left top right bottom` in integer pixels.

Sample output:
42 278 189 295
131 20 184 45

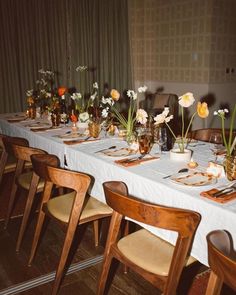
138 128 154 157
209 132 223 162
156 127 167 154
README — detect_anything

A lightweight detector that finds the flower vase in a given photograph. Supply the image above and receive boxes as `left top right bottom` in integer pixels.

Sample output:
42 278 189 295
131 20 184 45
88 122 101 138
126 129 136 146
51 112 61 127
170 148 192 162
71 122 78 133
76 121 88 130
224 155 236 181
28 104 36 119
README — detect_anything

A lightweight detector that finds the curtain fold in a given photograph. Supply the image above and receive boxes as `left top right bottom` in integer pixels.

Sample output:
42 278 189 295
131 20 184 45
0 0 132 113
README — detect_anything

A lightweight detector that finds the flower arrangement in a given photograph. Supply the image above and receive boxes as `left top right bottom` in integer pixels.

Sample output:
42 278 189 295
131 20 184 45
214 105 236 156
71 66 98 123
101 86 148 139
154 92 209 153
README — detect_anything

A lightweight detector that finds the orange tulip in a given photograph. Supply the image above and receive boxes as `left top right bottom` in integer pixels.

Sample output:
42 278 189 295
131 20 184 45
70 113 78 122
110 89 120 101
58 87 67 97
197 102 209 118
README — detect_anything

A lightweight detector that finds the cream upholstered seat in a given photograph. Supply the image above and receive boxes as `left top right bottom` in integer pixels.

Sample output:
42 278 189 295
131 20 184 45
17 171 45 190
47 192 112 223
97 181 201 295
28 153 112 295
205 230 236 294
117 228 196 276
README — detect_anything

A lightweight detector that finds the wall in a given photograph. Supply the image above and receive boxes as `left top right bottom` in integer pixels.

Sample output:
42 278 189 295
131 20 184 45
129 0 236 129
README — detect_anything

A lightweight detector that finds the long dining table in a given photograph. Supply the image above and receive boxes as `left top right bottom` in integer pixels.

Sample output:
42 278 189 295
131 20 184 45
1 113 236 267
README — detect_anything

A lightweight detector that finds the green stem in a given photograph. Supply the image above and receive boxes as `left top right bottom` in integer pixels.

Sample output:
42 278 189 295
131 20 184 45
228 105 236 154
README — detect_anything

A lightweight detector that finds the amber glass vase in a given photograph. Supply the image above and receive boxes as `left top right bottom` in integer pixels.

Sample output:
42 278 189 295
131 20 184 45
224 155 236 181
89 122 101 138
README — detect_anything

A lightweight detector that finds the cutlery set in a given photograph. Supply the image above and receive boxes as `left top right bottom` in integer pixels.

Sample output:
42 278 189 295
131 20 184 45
211 182 236 198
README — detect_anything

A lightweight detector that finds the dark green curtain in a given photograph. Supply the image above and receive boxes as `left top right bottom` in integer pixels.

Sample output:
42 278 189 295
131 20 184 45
0 0 133 113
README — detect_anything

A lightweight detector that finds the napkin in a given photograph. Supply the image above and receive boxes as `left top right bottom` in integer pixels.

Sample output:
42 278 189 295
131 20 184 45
63 138 101 145
115 156 159 167
200 188 236 203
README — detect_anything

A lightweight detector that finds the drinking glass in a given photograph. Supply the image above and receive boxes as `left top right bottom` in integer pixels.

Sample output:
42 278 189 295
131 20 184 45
209 132 223 162
61 113 68 127
156 127 167 154
138 128 154 156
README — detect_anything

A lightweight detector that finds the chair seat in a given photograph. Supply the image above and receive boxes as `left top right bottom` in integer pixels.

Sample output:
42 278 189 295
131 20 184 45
17 172 44 190
47 192 112 223
117 229 196 276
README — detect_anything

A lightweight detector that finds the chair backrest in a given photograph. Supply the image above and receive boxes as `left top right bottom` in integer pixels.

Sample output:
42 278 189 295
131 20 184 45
2 136 29 155
31 154 60 181
188 128 236 142
103 181 200 236
207 230 236 291
12 144 47 162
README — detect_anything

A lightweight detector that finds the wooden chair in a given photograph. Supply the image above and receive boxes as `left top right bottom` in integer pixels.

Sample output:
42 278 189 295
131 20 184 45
188 128 236 142
0 134 25 187
205 230 236 295
97 181 201 295
28 154 112 295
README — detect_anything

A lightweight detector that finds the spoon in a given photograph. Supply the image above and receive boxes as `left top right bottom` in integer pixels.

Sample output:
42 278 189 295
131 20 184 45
163 168 189 179
95 145 116 153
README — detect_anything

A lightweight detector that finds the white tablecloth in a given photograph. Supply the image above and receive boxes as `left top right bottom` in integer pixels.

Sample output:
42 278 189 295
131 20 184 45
1 114 236 266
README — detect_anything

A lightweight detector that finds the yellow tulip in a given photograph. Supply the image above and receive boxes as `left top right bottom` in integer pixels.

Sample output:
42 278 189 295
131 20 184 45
197 102 209 118
110 89 120 101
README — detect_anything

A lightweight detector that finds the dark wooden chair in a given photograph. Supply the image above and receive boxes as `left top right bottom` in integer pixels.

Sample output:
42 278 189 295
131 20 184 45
205 230 236 295
28 154 112 295
0 134 17 185
10 144 47 252
97 181 201 295
188 128 236 142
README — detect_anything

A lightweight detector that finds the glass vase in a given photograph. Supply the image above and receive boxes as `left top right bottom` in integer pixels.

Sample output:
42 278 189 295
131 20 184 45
224 155 236 181
89 122 101 138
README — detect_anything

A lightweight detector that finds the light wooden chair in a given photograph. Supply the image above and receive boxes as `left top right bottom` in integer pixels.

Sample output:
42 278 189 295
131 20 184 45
28 154 112 295
7 143 47 252
97 181 201 295
205 230 236 295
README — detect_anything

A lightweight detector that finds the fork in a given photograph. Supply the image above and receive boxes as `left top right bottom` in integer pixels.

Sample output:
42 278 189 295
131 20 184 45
212 182 236 197
123 154 145 163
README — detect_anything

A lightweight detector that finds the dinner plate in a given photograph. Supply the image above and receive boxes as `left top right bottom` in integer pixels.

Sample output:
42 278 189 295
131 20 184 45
170 172 216 186
7 116 27 122
28 122 51 129
103 148 136 157
57 132 85 140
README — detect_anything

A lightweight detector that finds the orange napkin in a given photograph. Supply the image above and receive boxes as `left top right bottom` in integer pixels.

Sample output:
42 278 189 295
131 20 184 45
115 156 159 167
63 138 100 145
200 188 236 203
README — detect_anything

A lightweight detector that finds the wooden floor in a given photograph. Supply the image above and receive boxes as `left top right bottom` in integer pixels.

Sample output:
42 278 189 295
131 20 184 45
0 172 235 295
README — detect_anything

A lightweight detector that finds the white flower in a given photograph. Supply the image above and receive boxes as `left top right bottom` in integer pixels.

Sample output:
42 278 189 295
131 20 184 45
163 107 170 117
76 65 87 72
79 112 89 122
101 108 109 118
71 93 82 100
127 90 138 100
26 89 33 96
136 109 148 124
93 82 98 89
154 113 166 125
90 91 97 101
101 96 114 106
138 85 147 93
165 115 173 123
178 92 195 108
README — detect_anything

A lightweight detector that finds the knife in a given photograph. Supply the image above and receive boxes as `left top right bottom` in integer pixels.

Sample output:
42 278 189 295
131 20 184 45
213 188 234 198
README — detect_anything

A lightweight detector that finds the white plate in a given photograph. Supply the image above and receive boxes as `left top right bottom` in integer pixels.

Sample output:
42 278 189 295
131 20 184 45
57 132 85 140
7 116 27 122
103 148 136 157
29 122 51 129
170 172 216 186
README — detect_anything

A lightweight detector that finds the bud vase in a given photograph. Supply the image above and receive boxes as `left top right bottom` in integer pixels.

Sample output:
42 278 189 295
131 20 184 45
89 122 101 138
224 155 236 181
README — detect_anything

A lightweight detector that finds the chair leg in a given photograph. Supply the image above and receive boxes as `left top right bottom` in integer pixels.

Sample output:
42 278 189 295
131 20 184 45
28 210 46 266
16 174 40 252
123 220 129 274
93 220 99 247
0 152 7 185
4 180 19 229
51 222 79 295
97 254 113 295
205 271 223 295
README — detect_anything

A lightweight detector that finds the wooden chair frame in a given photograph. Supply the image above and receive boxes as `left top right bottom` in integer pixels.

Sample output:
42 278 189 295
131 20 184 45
205 230 236 295
97 181 201 295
